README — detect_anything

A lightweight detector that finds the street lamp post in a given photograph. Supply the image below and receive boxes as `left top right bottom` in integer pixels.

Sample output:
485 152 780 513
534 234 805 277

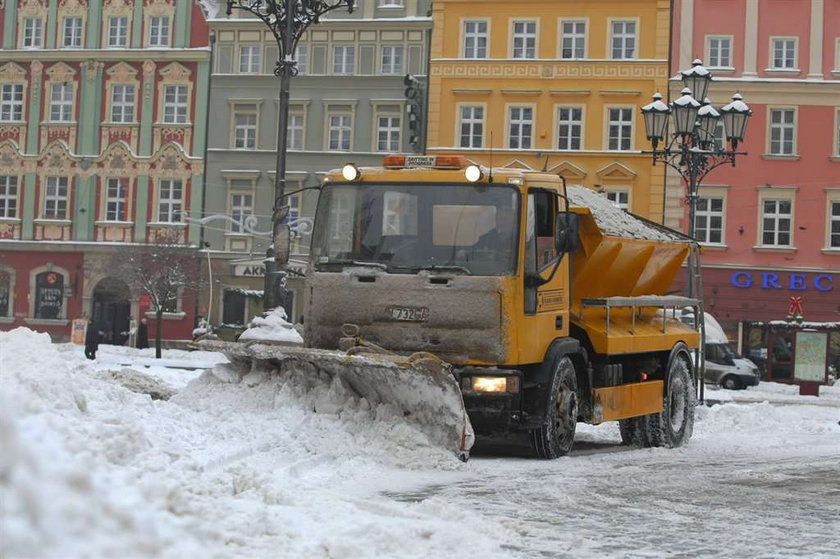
640 59 753 298
226 0 356 312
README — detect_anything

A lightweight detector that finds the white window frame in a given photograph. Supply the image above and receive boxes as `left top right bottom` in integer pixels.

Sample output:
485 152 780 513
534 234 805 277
107 16 129 48
332 45 356 75
380 44 404 75
23 17 42 48
706 35 733 68
295 44 308 75
233 111 257 149
458 104 484 148
326 110 353 151
0 176 18 219
606 106 633 151
49 83 74 122
239 45 262 74
288 106 305 151
375 111 401 152
759 196 794 248
63 17 83 48
105 177 129 222
694 193 726 245
770 36 797 70
827 196 840 249
555 105 584 150
149 16 170 47
767 107 796 156
163 85 188 124
604 189 630 211
230 192 254 234
511 19 537 60
559 19 587 59
462 19 489 59
609 19 637 60
0 84 24 122
157 179 183 223
110 84 135 123
43 177 69 219
507 105 533 149
378 0 404 6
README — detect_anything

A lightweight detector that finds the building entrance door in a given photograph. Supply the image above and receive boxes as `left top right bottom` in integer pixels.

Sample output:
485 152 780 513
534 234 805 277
767 331 795 381
92 278 131 345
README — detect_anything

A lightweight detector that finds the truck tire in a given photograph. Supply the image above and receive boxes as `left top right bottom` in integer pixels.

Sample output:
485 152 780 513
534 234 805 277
530 356 578 459
636 355 695 448
618 416 645 446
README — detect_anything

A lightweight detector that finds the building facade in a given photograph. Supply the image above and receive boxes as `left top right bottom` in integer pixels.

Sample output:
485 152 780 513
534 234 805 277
426 0 672 220
203 0 432 331
669 0 840 340
0 0 211 342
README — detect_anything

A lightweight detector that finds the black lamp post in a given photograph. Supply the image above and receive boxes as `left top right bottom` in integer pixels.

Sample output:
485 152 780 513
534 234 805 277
641 59 752 297
226 0 356 311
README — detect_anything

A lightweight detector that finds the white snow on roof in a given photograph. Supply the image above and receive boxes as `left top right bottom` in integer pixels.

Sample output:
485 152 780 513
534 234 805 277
567 185 685 242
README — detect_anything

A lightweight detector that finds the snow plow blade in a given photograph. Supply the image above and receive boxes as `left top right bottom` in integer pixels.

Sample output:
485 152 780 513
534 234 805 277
200 341 475 460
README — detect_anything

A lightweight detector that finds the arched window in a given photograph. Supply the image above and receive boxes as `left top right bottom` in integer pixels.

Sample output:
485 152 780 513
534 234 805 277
34 270 65 319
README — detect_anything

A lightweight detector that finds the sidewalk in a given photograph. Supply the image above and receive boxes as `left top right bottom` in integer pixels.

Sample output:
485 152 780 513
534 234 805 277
703 381 840 408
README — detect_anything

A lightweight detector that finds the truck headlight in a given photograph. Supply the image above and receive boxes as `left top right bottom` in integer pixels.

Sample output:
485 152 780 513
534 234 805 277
472 377 507 392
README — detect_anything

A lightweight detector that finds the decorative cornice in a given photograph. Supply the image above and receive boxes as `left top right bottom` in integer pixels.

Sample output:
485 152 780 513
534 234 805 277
431 61 668 80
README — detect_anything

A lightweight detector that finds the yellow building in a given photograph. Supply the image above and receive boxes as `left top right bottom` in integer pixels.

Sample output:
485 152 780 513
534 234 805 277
427 0 671 221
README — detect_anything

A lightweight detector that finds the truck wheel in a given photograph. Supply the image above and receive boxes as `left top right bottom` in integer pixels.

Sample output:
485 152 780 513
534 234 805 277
619 417 645 446
642 355 695 448
530 356 578 459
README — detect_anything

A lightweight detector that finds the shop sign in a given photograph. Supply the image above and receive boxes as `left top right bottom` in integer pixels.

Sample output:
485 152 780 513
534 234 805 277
731 271 833 292
234 264 265 277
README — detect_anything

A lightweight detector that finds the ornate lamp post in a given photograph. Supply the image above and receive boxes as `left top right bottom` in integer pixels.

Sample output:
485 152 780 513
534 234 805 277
226 0 356 311
641 59 752 297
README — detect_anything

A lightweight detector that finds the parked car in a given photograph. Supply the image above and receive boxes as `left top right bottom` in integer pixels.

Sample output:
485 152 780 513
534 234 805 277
679 309 760 390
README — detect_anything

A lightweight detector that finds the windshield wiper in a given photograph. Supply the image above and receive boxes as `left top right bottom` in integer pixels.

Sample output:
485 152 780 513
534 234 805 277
416 264 472 275
323 259 390 270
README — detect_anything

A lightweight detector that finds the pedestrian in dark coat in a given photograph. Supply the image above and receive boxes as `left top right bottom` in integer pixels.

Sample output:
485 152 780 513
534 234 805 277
136 317 150 350
84 320 101 360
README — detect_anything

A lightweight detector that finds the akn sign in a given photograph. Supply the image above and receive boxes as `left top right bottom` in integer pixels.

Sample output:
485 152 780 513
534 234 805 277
731 271 833 292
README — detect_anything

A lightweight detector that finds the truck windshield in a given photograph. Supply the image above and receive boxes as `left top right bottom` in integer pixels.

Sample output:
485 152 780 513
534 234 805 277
311 182 520 276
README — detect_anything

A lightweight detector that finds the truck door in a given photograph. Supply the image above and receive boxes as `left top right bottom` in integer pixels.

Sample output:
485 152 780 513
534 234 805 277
524 188 569 320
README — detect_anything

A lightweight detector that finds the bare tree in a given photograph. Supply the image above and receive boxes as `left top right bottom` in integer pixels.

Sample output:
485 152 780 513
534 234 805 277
106 232 205 358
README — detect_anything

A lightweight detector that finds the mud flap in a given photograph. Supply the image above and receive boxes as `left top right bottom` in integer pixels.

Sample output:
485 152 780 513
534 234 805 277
200 341 475 460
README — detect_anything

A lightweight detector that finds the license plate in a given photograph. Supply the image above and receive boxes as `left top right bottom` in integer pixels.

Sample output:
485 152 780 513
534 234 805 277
390 306 430 322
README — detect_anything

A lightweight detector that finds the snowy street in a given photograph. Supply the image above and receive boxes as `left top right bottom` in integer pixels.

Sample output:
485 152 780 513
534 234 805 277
2 328 839 558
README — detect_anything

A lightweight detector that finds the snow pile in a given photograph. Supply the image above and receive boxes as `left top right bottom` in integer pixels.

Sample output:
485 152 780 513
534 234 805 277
568 185 684 241
238 306 303 344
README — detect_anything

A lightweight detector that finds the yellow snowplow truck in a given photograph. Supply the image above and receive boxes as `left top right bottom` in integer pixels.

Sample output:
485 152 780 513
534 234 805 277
220 154 702 460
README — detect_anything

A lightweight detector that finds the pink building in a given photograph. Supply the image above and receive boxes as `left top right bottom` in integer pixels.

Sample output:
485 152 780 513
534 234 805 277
668 0 840 338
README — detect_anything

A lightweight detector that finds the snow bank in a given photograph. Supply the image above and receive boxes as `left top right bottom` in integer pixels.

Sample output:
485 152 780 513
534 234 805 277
568 185 684 241
238 306 303 344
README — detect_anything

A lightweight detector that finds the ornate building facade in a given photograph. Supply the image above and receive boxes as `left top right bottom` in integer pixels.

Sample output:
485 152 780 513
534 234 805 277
0 0 211 342
426 0 671 221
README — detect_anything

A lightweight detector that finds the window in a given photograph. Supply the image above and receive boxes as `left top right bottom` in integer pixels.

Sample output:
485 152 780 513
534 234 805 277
328 112 352 150
50 83 73 122
333 45 355 75
23 18 42 48
459 105 484 148
0 84 24 122
110 84 135 123
605 190 629 211
234 112 257 149
771 38 796 69
0 176 18 219
63 17 83 48
239 45 261 74
105 178 128 221
289 109 304 150
711 119 726 150
157 179 182 223
560 20 586 59
231 193 253 233
610 20 636 59
557 106 582 150
381 45 404 74
222 289 249 325
149 16 169 47
44 177 68 219
34 271 64 320
695 196 724 244
0 269 10 318
508 106 532 149
769 109 795 155
163 85 188 124
525 191 559 313
378 0 404 6
512 20 537 59
108 17 128 47
607 108 632 151
830 201 840 248
707 36 731 68
463 20 488 59
295 44 308 75
376 114 401 152
761 199 792 246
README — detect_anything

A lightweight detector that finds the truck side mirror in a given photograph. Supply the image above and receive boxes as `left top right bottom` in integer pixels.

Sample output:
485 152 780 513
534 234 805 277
555 212 580 253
